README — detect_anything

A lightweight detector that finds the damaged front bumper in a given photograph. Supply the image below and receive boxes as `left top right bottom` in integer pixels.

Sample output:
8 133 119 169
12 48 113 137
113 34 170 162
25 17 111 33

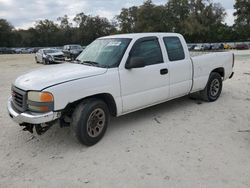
7 97 61 125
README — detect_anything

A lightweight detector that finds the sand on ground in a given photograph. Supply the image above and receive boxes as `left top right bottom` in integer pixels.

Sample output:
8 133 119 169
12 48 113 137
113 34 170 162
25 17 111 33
0 51 250 188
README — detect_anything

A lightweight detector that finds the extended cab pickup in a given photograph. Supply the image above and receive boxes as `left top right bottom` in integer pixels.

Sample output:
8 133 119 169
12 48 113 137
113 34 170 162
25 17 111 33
8 33 234 146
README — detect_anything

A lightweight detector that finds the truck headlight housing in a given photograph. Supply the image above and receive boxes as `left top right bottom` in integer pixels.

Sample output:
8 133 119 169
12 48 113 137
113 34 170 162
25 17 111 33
27 91 54 112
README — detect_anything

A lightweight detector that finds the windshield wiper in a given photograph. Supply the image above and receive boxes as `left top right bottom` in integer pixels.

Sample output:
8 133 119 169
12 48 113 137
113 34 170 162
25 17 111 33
81 61 109 68
82 61 99 66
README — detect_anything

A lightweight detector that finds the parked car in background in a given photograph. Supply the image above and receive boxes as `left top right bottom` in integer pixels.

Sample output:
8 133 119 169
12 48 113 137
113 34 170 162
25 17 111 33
211 44 224 50
8 33 234 145
20 48 30 54
224 43 232 50
35 48 65 64
0 47 15 54
62 44 83 60
235 43 249 50
187 44 196 51
53 47 63 51
194 44 205 51
13 48 23 54
203 44 212 51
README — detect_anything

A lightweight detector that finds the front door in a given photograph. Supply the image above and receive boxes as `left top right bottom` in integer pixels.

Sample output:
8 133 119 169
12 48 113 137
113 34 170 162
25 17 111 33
119 37 170 113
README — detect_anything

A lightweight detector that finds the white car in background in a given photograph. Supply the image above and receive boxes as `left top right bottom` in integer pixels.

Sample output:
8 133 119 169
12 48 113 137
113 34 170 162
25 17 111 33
194 44 205 51
35 48 65 64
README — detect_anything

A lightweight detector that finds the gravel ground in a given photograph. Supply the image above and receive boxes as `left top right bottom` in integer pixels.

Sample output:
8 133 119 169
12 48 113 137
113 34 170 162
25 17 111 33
0 51 250 188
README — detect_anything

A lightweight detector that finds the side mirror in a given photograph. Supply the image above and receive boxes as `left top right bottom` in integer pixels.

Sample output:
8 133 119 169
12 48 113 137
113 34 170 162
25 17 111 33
125 57 145 69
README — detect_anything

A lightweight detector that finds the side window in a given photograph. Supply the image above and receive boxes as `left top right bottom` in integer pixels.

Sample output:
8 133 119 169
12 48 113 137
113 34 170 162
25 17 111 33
163 37 185 61
130 39 163 66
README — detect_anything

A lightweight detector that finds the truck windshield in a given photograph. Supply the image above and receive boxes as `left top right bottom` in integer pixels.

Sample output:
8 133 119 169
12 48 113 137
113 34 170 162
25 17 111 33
76 38 131 68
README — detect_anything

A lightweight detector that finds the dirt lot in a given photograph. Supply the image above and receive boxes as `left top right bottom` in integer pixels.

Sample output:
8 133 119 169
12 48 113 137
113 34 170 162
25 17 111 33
0 51 250 188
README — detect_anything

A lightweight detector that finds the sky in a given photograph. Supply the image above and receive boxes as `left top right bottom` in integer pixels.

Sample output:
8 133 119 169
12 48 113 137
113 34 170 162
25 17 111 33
0 0 235 29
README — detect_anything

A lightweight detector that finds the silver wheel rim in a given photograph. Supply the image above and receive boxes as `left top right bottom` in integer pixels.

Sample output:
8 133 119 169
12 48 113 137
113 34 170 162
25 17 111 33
87 108 105 138
210 79 220 97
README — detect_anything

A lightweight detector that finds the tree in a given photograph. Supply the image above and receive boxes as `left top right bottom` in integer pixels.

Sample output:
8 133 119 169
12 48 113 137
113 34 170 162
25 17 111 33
166 0 189 33
116 6 138 33
136 0 167 32
116 0 227 42
34 19 60 46
0 19 14 47
73 13 117 44
234 0 250 40
183 0 226 42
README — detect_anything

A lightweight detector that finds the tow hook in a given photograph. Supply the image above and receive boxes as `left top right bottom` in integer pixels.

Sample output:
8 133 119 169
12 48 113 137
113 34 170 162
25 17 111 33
20 123 53 135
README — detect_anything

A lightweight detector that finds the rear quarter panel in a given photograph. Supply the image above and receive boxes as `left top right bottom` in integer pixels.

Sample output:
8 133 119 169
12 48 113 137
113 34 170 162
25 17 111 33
191 52 233 92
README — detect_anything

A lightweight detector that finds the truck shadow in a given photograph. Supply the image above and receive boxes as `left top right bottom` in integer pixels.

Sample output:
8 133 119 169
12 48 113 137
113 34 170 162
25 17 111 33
14 95 201 151
107 96 198 135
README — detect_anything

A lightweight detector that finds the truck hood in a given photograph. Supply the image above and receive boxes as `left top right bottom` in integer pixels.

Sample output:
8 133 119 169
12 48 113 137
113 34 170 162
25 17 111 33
14 63 107 91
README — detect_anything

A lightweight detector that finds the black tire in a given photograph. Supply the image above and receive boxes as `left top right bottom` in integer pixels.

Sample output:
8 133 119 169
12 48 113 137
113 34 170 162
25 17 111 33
200 72 223 102
35 57 39 63
71 99 110 146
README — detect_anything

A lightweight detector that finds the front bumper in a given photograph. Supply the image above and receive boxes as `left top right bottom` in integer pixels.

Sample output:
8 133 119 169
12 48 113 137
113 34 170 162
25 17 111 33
7 97 61 124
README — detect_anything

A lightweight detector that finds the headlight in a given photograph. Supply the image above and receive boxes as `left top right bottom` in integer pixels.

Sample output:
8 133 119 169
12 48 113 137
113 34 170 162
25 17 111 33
48 55 53 61
27 91 54 112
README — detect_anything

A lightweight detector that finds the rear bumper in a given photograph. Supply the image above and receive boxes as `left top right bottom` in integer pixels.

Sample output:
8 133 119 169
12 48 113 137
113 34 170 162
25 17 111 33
229 72 234 79
7 97 61 124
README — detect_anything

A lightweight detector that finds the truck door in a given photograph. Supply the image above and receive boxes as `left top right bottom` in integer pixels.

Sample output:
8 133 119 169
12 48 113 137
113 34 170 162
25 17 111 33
119 37 170 113
163 36 193 98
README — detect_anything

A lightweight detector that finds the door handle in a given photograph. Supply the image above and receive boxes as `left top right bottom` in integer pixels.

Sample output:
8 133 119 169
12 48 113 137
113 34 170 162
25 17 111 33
160 69 168 75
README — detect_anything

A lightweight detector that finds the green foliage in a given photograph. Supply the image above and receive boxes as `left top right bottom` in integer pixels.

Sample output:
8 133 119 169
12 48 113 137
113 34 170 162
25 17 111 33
74 13 116 44
234 0 250 40
0 19 14 47
116 0 229 42
0 0 249 47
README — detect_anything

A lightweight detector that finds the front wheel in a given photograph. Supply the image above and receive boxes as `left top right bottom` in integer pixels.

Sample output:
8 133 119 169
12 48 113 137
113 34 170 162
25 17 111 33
71 99 110 146
200 72 223 102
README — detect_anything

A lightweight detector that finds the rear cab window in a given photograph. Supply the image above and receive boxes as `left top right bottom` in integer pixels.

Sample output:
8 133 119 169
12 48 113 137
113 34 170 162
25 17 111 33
163 37 185 61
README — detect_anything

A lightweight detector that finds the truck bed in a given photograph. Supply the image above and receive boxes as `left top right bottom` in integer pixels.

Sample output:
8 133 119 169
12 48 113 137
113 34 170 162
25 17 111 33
191 52 234 92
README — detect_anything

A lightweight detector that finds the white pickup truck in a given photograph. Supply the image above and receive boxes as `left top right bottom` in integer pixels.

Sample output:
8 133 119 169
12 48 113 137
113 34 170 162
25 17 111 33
8 33 234 146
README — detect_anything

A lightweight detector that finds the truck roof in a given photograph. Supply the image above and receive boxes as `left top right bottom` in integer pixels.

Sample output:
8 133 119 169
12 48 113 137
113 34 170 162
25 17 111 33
100 32 182 40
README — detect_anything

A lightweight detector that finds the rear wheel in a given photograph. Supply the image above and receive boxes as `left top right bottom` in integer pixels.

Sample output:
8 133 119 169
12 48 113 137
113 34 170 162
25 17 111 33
71 99 110 146
200 72 222 102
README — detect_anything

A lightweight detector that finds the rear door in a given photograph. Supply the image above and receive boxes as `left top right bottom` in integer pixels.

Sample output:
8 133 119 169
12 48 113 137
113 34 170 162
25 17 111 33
163 36 193 98
119 36 170 113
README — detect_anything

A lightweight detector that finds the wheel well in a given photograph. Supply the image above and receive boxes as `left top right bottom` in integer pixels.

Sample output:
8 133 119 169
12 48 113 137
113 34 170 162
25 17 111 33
211 67 224 78
63 93 117 117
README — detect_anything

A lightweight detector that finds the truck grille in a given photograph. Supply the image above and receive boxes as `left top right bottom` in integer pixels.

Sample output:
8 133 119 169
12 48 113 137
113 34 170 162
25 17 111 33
12 87 27 112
